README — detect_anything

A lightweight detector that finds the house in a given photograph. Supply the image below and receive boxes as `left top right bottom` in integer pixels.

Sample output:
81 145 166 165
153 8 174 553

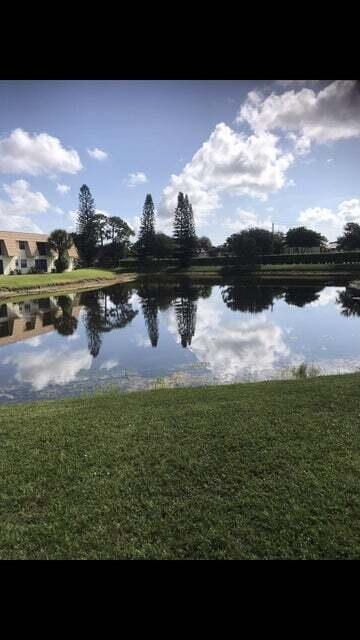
0 231 78 275
0 295 81 345
327 241 339 252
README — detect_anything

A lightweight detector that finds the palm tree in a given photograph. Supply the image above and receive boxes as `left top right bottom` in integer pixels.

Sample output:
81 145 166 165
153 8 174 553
48 229 73 273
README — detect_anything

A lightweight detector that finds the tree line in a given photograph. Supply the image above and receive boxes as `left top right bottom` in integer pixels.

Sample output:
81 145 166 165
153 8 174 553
46 183 360 272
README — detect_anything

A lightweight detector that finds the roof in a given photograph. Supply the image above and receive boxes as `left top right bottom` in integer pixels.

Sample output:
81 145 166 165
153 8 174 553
0 230 78 259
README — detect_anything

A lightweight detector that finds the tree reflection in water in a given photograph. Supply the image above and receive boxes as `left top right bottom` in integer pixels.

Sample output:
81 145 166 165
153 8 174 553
221 282 284 313
283 286 324 307
53 296 78 336
337 288 360 317
80 286 138 357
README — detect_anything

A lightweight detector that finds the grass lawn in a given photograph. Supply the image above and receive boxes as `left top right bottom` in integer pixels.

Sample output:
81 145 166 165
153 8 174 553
1 374 360 559
0 268 118 292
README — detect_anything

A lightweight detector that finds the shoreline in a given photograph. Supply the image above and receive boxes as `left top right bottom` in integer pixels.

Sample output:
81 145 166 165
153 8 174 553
0 273 136 300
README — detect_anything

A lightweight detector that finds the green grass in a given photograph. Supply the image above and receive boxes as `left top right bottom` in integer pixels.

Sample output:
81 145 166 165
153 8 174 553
0 268 118 292
1 373 360 559
260 263 360 272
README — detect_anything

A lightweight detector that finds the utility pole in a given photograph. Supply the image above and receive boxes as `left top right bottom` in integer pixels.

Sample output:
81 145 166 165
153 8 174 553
271 222 274 254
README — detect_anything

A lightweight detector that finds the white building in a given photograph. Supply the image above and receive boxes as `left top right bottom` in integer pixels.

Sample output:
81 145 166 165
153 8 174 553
0 231 78 275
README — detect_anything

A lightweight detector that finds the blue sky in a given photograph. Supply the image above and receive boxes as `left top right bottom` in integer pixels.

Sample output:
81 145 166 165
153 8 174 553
0 79 359 243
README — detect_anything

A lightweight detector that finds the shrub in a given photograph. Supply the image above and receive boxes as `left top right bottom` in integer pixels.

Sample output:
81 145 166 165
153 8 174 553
54 254 69 273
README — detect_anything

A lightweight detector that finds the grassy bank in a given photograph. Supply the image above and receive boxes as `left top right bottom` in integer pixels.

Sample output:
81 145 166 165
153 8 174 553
0 268 131 297
116 261 360 279
1 374 360 559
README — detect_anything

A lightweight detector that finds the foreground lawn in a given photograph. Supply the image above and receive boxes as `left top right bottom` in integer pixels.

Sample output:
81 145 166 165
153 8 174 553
0 268 118 292
1 374 360 559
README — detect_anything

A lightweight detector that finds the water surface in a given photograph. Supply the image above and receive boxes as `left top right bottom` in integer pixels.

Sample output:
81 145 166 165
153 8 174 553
0 278 360 403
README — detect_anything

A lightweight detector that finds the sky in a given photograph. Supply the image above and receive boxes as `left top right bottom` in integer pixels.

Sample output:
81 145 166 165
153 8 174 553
0 79 359 244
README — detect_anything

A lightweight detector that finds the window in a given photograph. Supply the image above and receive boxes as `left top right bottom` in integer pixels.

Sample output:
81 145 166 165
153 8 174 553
37 242 49 256
24 303 31 313
35 259 48 272
21 259 27 269
19 241 26 250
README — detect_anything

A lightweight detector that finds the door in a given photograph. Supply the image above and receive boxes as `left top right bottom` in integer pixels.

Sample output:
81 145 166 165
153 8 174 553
0 260 3 275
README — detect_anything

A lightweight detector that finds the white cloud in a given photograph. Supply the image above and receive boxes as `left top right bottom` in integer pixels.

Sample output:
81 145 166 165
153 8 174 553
164 296 290 382
0 128 82 175
56 183 70 194
275 80 323 88
125 172 148 188
100 359 119 370
223 209 273 232
87 147 108 161
0 179 49 232
309 288 342 308
4 347 92 391
158 123 294 228
298 198 360 240
238 80 360 153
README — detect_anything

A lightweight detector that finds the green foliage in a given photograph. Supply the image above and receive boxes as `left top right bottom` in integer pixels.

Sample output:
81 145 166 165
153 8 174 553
153 232 176 258
138 194 156 258
337 222 360 251
173 192 197 265
48 229 73 273
197 236 212 253
94 213 109 246
225 230 259 266
286 226 327 248
54 254 70 273
76 185 98 266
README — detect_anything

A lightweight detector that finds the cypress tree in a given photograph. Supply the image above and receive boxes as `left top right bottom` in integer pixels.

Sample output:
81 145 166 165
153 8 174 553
138 194 156 258
173 192 197 265
76 185 98 266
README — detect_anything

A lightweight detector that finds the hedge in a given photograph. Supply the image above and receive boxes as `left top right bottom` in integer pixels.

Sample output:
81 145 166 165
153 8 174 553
119 251 360 269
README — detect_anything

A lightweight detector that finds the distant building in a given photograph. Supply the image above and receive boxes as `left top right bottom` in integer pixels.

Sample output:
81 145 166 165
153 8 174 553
283 245 322 255
327 241 339 252
0 231 78 275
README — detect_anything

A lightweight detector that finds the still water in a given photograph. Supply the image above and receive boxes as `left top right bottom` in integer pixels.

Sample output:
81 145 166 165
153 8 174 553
0 277 360 404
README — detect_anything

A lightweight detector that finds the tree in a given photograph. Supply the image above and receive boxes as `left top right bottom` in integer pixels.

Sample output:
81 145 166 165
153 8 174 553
197 236 212 254
285 226 327 249
337 222 360 251
108 216 134 245
224 231 258 266
173 192 197 265
76 185 98 266
153 232 176 258
138 194 156 258
94 213 109 247
48 229 73 273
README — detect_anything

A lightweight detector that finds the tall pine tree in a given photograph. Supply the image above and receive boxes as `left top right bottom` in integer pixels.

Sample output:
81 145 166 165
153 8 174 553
76 185 98 266
173 192 197 265
138 194 155 258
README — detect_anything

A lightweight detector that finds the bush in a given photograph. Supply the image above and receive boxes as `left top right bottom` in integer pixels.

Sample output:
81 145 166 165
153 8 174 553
54 254 70 273
28 266 44 275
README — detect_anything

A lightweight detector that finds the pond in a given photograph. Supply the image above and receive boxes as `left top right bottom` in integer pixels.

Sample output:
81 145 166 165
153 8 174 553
0 277 360 404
